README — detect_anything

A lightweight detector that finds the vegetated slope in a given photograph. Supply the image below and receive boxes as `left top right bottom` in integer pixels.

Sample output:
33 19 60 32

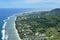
15 8 60 40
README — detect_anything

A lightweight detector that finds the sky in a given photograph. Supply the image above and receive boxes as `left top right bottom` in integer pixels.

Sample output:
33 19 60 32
0 0 60 9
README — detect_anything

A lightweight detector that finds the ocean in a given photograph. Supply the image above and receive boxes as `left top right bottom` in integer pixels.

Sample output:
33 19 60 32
0 8 32 40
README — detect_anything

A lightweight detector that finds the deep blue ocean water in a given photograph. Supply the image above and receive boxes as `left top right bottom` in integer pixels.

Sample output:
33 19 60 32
0 8 32 40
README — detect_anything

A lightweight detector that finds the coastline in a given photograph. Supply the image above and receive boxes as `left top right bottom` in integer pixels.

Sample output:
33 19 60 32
14 19 21 40
1 10 42 40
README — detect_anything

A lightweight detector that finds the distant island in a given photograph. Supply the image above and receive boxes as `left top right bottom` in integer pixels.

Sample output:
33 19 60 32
15 8 60 40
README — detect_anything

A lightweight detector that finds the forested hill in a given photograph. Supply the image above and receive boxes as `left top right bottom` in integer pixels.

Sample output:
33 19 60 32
15 8 60 40
49 8 60 16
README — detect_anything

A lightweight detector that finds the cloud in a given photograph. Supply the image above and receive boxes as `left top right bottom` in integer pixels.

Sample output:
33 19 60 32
25 0 60 3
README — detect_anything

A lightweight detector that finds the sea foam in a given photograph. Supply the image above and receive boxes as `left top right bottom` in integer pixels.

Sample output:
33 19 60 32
1 14 15 40
1 16 10 40
1 21 7 40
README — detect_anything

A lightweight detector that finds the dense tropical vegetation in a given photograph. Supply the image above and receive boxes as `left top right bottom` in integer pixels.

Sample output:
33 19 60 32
15 8 60 40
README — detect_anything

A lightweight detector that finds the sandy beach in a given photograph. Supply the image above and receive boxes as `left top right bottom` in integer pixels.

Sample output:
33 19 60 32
14 22 21 40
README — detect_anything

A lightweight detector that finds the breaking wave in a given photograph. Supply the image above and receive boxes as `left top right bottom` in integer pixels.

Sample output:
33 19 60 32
1 17 10 40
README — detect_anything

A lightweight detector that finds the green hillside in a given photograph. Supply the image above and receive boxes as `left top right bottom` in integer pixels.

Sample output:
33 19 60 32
15 8 60 40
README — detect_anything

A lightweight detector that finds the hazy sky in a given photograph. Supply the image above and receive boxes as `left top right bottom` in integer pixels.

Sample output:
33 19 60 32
0 0 60 8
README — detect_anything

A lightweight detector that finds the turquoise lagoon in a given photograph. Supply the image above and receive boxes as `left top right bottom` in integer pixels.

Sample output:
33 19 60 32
5 15 19 40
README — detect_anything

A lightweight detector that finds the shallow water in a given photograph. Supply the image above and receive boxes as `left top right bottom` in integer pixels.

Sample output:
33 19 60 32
5 16 19 40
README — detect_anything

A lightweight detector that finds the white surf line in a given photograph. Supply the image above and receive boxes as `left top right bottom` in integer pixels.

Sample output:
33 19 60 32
6 17 10 21
1 16 11 40
1 29 5 40
2 21 7 29
1 21 7 40
7 17 10 20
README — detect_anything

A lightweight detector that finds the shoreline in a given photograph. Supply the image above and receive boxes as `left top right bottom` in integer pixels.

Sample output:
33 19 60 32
1 10 43 40
14 21 21 40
